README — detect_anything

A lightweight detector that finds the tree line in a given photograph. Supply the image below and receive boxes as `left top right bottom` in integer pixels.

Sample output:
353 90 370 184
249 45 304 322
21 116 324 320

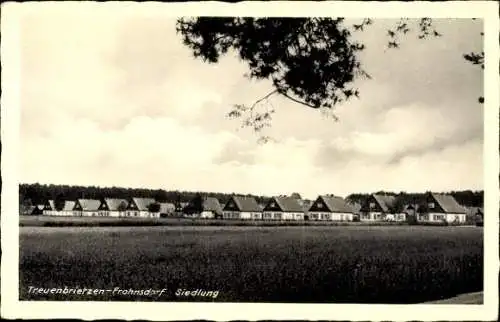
18 183 270 209
19 183 483 211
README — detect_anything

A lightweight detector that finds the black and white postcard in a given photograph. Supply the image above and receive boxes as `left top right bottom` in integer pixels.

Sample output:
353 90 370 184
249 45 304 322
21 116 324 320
1 1 499 320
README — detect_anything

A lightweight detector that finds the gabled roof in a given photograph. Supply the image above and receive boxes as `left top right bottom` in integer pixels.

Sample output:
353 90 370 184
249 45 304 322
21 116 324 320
103 198 128 211
159 202 175 214
28 205 44 214
269 196 304 212
319 195 355 213
130 197 156 211
372 194 396 212
44 200 55 210
431 193 467 214
62 201 76 211
76 199 101 211
203 197 223 214
225 196 262 212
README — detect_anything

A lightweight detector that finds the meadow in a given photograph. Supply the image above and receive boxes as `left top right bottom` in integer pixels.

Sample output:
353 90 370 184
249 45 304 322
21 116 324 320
19 215 457 227
19 225 483 303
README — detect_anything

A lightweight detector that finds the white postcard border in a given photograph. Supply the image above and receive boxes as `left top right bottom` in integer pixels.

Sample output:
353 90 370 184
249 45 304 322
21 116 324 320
1 1 498 321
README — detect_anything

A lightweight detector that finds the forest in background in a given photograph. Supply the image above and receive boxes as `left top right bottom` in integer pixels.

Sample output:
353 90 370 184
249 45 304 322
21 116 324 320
19 183 484 210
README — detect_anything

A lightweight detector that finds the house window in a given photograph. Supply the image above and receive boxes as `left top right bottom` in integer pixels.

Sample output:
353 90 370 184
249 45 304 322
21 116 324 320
317 203 323 208
433 214 444 221
428 202 435 209
369 202 375 209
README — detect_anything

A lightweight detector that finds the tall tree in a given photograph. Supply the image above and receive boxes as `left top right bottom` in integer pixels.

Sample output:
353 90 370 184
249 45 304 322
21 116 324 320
117 201 128 212
190 193 204 214
54 193 66 211
148 202 161 213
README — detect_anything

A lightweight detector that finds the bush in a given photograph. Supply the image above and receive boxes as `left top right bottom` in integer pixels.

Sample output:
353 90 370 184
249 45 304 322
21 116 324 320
406 214 418 225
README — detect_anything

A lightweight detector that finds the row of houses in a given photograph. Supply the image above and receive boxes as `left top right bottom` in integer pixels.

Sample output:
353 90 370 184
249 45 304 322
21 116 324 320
32 197 165 218
24 192 482 224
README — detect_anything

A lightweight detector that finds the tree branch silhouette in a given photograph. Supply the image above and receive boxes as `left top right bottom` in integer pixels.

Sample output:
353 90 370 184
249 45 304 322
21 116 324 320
177 17 483 140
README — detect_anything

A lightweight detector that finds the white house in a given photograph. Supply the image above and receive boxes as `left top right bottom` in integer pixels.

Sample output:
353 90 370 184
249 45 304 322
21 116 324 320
183 196 224 219
308 195 355 221
158 202 176 217
98 198 128 217
418 193 467 223
262 196 304 220
222 196 262 220
58 200 76 216
73 199 101 217
126 197 157 218
360 194 397 221
200 197 223 219
42 200 56 216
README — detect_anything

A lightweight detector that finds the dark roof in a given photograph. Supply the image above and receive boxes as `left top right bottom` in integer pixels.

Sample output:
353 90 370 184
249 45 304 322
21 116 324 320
230 196 262 212
203 197 223 214
432 193 466 214
372 194 396 212
318 195 355 213
272 196 304 212
103 198 128 211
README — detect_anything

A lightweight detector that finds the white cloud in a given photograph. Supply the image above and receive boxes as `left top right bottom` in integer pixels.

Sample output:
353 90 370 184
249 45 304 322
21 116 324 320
18 7 484 198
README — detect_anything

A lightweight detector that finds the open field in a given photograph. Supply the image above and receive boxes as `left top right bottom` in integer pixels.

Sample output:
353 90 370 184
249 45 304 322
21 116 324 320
19 225 483 303
424 291 483 304
19 215 470 227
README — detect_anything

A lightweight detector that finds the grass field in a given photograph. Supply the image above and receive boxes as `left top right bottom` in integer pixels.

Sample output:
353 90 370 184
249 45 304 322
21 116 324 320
19 225 483 303
19 215 465 227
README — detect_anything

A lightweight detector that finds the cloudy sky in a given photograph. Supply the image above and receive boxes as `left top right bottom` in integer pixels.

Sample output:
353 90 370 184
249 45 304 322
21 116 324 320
18 4 484 199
